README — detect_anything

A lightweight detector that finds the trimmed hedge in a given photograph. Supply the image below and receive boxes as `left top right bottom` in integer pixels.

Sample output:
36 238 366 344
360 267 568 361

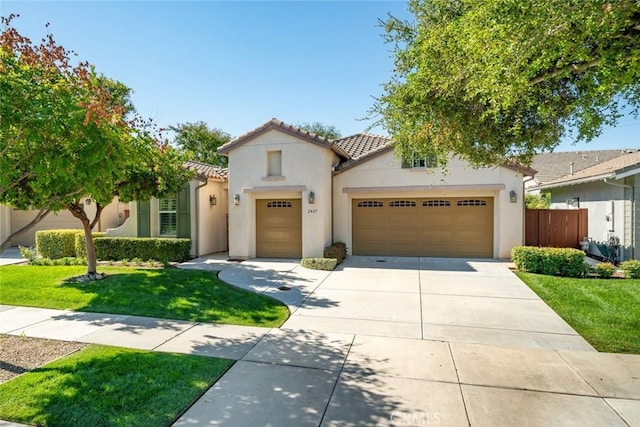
94 237 191 262
512 246 587 277
324 242 347 265
620 260 640 279
301 258 337 271
36 230 79 259
75 232 106 258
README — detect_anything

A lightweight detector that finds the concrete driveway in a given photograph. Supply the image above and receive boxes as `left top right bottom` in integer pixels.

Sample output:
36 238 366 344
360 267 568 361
173 255 640 426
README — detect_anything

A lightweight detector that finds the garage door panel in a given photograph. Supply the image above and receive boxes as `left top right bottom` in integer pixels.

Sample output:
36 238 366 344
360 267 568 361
352 197 493 258
256 199 302 258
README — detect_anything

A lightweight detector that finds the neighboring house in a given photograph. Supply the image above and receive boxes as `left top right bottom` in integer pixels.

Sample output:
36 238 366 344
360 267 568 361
531 151 640 261
0 199 127 247
106 160 228 257
217 118 534 260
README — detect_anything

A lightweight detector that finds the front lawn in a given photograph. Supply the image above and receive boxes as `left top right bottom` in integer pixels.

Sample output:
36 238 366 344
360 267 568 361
516 272 640 353
0 266 289 327
0 344 232 426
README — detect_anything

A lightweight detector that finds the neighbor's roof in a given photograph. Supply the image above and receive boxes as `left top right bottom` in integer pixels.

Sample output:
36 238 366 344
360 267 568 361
533 150 640 190
184 160 228 180
531 150 633 184
217 118 349 159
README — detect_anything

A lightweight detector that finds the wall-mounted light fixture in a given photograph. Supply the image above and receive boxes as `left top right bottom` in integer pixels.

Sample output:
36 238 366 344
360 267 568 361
233 194 240 205
308 191 315 204
209 194 217 206
509 190 517 203
85 197 92 205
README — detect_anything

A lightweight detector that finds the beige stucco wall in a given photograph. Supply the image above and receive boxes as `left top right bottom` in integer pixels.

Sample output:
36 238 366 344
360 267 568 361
333 152 525 259
196 179 228 256
226 129 338 259
0 205 11 247
8 197 125 247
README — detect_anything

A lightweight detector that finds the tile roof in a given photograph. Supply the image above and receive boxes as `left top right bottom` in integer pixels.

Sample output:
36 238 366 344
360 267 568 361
531 150 634 184
218 118 349 158
333 133 393 160
533 150 640 189
184 160 228 180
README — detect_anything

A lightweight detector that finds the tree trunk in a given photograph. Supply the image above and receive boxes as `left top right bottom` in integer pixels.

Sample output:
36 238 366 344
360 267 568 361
82 219 98 275
67 202 98 275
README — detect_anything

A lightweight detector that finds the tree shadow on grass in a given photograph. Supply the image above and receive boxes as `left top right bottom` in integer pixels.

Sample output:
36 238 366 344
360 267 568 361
0 345 232 427
58 268 297 327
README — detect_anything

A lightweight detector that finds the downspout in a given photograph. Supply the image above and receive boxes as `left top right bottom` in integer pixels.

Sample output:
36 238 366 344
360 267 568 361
194 176 209 258
603 178 634 259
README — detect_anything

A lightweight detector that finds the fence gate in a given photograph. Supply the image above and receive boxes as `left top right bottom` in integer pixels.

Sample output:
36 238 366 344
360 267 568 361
525 209 588 249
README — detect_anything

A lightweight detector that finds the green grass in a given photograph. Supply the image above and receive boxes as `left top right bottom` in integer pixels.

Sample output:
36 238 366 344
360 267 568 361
0 345 232 426
0 266 289 327
516 272 640 353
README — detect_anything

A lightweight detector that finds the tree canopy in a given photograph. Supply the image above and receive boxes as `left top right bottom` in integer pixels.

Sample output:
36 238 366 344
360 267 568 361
295 121 342 140
0 15 192 272
170 121 231 167
374 0 640 167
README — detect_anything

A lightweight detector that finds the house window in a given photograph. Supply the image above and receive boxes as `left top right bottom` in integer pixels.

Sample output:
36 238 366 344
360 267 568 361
402 153 438 168
159 196 177 235
267 150 282 176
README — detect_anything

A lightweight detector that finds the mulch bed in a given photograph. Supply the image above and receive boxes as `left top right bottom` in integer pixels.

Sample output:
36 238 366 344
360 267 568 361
0 334 87 384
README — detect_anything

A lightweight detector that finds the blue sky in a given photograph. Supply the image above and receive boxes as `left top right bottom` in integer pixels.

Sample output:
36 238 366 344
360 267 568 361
2 0 638 152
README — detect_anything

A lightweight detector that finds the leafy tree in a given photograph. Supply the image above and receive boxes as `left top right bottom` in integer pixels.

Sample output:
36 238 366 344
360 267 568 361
295 121 342 140
0 16 192 274
170 121 231 167
525 193 550 210
374 0 640 167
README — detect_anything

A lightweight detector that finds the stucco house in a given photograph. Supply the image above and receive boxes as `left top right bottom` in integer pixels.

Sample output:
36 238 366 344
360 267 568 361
531 150 640 261
106 161 228 257
217 118 533 260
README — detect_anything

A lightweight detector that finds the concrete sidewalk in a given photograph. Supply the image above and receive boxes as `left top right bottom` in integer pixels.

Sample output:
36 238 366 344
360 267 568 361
2 304 638 426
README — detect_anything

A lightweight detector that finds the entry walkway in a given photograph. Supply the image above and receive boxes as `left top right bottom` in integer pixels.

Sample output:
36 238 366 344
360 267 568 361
1 256 639 426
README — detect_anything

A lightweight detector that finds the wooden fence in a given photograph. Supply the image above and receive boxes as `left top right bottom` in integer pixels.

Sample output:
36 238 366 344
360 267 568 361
525 209 588 249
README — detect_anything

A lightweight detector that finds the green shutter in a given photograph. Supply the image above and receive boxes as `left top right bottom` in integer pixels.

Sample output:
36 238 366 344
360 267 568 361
176 184 191 238
137 200 151 237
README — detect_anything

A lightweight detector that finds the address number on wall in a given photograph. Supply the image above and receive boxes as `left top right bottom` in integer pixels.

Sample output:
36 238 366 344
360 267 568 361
307 209 318 214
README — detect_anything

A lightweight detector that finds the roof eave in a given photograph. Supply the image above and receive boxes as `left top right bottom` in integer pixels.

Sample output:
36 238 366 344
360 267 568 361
532 172 615 190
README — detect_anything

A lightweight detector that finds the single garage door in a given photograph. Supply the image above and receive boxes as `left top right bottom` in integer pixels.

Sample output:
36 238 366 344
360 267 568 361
352 197 493 257
256 199 302 258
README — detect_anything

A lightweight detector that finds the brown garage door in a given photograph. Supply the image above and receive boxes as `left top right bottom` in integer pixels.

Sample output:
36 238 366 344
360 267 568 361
352 197 493 257
256 199 302 258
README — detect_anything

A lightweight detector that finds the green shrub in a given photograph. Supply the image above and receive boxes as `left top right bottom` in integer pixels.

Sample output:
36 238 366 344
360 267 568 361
301 258 337 271
324 242 347 265
74 232 106 258
512 246 587 277
595 262 616 279
620 260 640 279
94 237 191 262
36 230 79 259
18 246 37 262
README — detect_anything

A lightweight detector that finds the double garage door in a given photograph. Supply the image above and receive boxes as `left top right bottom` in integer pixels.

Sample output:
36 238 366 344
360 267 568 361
352 197 493 258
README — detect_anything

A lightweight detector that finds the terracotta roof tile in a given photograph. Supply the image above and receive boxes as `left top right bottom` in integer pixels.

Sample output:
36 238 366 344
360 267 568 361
333 133 393 159
184 160 228 180
217 118 349 158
